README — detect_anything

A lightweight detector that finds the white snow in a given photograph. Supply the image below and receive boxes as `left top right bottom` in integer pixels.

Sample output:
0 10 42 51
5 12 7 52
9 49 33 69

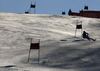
0 13 100 71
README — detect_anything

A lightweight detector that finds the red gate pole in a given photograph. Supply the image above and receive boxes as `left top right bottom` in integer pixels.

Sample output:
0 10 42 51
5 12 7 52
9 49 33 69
28 39 32 62
38 48 40 63
38 39 40 63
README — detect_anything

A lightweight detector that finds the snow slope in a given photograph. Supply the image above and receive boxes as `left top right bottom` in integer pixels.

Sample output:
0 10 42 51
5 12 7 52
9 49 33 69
0 13 100 71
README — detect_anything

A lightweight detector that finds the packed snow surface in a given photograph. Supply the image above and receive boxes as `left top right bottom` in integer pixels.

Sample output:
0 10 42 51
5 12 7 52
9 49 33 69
0 13 100 71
